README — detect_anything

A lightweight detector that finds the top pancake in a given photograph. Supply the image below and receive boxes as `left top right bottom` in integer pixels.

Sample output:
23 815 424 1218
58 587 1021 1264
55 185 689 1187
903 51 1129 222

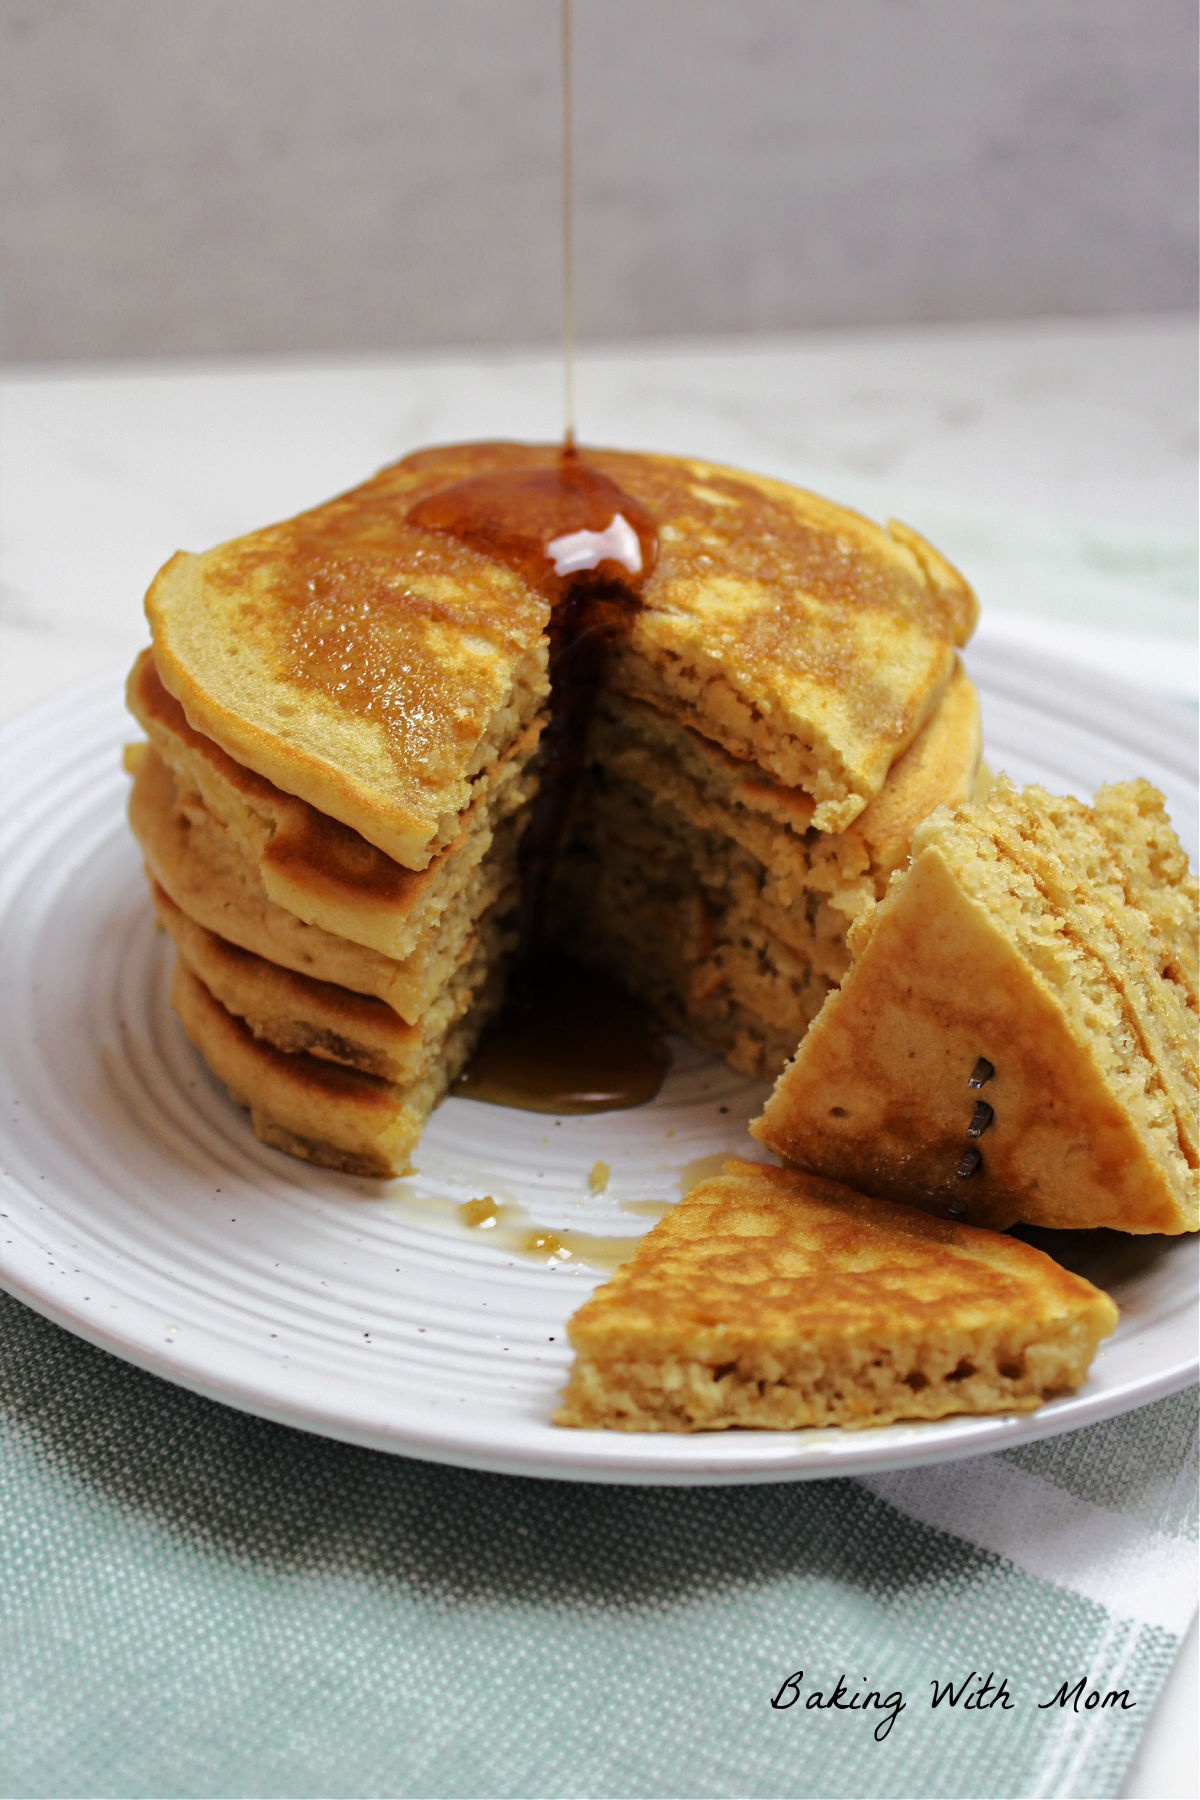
146 441 977 868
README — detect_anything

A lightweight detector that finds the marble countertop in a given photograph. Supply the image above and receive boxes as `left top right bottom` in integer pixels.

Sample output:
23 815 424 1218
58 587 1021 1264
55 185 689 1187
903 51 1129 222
0 315 1196 1798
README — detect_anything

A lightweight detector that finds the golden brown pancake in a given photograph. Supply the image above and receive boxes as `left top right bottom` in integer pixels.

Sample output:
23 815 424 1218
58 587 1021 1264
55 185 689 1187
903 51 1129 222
556 1160 1118 1431
127 649 541 960
754 779 1198 1234
144 443 976 866
171 959 495 1178
127 743 519 1023
153 881 508 1085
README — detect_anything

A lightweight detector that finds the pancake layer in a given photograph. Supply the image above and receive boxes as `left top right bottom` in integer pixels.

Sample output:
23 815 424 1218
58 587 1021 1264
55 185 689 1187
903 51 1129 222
172 960 496 1178
154 882 509 1086
754 778 1199 1233
556 1160 1118 1430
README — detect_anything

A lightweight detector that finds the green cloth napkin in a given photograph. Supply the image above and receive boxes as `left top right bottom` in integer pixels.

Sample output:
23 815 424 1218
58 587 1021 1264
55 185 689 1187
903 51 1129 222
1 1291 1195 1800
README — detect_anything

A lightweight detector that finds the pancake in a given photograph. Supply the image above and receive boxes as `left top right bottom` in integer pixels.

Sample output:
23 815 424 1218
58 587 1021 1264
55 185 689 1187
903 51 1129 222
754 779 1199 1234
128 649 541 960
127 743 520 1022
555 1160 1118 1431
144 443 977 867
171 959 498 1178
153 882 508 1085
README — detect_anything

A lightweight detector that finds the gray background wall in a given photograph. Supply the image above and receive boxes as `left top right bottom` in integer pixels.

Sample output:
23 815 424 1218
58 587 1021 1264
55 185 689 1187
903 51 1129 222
2 0 1196 362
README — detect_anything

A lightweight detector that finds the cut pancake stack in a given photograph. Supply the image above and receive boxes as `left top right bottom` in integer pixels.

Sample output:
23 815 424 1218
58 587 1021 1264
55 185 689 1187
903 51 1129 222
126 441 980 1173
126 651 538 1175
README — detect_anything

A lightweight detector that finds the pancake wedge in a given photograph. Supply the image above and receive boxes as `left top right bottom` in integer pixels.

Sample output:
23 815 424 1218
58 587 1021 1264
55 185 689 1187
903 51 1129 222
754 779 1199 1234
556 1160 1118 1431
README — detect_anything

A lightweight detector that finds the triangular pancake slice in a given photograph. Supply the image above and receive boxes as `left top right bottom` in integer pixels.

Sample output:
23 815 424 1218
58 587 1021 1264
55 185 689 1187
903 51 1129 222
555 1161 1117 1431
754 779 1198 1234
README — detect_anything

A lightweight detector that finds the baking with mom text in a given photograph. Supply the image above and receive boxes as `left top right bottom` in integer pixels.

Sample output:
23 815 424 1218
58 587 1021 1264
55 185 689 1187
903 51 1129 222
770 1670 1136 1741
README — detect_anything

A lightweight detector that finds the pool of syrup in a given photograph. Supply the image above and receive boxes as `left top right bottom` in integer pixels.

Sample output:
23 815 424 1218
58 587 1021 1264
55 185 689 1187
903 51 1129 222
454 951 670 1114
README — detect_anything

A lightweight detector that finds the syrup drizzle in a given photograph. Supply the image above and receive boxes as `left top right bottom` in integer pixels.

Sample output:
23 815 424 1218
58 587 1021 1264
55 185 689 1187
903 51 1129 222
406 4 669 1115
561 0 576 449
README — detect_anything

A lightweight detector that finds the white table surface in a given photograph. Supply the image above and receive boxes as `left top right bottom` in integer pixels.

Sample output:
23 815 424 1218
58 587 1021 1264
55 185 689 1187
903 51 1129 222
1 315 1196 1799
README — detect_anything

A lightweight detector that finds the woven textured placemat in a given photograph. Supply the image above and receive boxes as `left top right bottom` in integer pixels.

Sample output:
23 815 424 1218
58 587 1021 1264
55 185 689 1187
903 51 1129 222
2 1290 1195 1800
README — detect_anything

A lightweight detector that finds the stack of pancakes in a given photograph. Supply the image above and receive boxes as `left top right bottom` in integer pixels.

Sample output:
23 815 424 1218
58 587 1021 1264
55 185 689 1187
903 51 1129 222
126 441 979 1174
126 650 537 1175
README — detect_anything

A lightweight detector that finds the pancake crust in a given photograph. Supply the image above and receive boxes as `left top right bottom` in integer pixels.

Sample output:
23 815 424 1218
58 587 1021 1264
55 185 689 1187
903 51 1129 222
145 442 976 865
754 779 1199 1234
556 1160 1118 1431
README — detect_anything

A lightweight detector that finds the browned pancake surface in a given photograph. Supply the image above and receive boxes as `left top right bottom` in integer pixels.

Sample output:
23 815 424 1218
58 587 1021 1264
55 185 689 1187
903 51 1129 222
146 442 976 864
557 1160 1118 1431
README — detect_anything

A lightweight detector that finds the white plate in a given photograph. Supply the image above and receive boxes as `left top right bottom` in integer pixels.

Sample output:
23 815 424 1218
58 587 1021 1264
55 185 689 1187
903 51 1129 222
1 640 1196 1483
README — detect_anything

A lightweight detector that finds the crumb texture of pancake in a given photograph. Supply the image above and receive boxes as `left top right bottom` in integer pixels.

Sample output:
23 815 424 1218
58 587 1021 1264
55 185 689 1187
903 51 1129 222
555 1160 1118 1431
145 442 976 867
171 960 495 1178
754 778 1199 1235
552 660 981 1075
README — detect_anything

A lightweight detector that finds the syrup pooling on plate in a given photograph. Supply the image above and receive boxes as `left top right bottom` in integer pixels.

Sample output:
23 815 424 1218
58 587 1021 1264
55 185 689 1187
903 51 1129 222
409 446 669 1115
454 951 669 1113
